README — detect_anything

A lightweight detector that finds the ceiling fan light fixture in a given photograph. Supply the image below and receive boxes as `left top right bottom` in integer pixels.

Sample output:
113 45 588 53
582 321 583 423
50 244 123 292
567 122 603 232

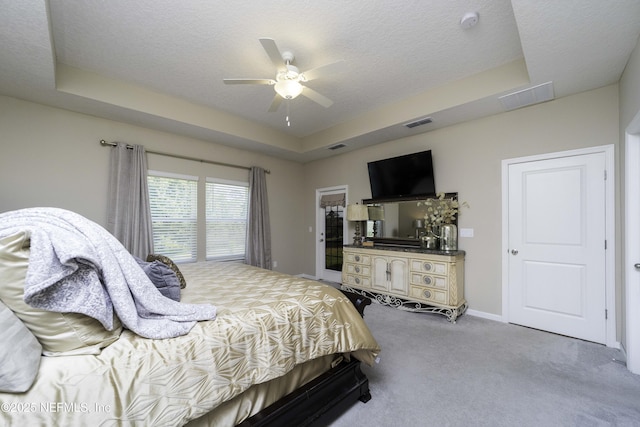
224 38 341 111
274 79 303 99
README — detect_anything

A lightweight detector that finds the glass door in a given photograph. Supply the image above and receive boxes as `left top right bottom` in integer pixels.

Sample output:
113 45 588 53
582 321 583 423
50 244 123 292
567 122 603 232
316 187 347 283
323 206 344 274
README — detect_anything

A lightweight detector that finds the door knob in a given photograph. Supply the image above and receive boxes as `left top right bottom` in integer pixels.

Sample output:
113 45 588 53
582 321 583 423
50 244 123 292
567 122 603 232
635 263 640 269
511 249 519 255
319 239 324 242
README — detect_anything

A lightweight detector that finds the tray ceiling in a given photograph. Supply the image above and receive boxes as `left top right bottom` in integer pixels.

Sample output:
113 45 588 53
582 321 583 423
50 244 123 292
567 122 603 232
1 0 639 162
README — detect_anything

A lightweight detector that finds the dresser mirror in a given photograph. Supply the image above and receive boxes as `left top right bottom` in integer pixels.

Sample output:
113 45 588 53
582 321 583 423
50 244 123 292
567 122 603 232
363 193 457 247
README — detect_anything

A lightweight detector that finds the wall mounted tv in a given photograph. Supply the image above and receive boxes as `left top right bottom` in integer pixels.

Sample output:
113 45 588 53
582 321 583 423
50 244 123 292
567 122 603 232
367 150 436 201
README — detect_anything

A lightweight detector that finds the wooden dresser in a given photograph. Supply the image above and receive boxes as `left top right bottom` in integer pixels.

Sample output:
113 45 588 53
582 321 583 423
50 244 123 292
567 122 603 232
341 245 466 322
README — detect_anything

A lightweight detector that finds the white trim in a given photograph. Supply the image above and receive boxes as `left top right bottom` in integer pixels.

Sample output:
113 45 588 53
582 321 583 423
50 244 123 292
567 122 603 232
625 109 640 374
206 176 248 187
315 185 349 282
501 159 510 324
465 309 503 323
148 170 198 181
501 144 616 347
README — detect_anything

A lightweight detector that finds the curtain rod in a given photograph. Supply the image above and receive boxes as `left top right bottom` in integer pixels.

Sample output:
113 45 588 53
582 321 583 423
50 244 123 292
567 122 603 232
99 140 270 174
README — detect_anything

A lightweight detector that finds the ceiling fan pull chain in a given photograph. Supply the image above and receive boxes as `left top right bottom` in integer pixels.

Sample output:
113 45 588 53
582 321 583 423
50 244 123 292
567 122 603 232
286 100 291 127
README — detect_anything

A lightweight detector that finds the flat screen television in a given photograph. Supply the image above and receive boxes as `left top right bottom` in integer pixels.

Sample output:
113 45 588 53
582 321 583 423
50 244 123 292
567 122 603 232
367 150 436 200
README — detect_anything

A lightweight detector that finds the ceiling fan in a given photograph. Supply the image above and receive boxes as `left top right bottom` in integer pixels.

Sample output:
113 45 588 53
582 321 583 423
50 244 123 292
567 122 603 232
223 38 345 113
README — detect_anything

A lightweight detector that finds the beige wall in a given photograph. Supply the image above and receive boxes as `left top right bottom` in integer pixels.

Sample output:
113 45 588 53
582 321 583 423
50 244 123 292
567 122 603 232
0 96 306 275
0 83 624 319
303 84 620 317
620 34 640 133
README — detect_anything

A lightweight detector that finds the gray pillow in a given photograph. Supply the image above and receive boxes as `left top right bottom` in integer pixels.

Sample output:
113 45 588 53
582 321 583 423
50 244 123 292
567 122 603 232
135 257 181 301
146 254 186 289
0 300 42 392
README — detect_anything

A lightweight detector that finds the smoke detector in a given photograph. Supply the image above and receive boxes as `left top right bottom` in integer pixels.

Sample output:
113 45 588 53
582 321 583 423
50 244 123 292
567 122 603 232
460 12 479 29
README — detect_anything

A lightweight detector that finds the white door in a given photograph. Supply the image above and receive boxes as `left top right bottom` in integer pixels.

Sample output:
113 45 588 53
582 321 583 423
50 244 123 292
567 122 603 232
507 152 607 344
315 186 348 283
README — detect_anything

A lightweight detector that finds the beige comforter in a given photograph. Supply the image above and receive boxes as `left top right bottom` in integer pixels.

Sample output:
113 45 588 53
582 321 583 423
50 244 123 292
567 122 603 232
0 261 380 426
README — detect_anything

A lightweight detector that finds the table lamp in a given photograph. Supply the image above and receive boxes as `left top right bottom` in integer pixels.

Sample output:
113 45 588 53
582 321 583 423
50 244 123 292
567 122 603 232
346 204 369 246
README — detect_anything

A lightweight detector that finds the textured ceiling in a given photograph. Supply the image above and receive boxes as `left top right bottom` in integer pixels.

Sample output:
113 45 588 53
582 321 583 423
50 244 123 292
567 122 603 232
1 1 639 162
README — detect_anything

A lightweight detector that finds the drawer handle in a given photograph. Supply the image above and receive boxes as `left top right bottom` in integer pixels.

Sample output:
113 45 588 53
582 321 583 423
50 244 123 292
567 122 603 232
355 266 360 273
423 290 431 299
355 277 360 284
424 263 432 271
423 276 432 285
355 255 361 262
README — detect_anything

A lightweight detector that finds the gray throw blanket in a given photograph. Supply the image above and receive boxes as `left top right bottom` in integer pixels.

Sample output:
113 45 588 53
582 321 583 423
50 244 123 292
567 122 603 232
0 207 216 339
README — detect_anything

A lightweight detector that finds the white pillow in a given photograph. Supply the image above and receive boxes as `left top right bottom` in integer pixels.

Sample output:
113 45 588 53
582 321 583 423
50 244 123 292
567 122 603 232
0 300 41 392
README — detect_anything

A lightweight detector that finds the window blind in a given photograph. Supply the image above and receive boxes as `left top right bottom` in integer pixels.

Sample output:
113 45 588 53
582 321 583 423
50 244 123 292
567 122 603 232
147 173 198 262
206 179 249 260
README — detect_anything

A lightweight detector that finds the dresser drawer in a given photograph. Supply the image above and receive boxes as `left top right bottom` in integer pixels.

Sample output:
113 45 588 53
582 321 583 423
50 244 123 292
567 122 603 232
343 274 371 288
410 285 448 305
345 252 371 265
345 263 370 276
410 273 447 289
410 259 448 275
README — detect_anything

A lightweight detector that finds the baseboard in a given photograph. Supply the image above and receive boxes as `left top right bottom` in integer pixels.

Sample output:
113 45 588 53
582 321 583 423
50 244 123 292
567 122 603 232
465 308 503 323
297 273 317 280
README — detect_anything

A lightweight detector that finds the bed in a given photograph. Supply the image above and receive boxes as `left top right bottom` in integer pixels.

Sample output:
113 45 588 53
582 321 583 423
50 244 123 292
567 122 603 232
0 208 380 426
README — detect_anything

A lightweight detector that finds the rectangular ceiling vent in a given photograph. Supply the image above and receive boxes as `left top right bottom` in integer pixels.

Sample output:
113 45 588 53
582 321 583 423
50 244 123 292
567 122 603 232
499 81 555 111
328 143 346 150
404 117 433 129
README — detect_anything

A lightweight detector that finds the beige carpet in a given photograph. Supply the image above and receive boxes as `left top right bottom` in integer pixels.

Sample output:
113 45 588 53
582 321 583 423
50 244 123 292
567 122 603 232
330 301 640 427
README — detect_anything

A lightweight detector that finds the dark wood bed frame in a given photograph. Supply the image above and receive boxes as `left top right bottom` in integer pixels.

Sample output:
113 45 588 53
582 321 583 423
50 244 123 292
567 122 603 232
239 291 373 427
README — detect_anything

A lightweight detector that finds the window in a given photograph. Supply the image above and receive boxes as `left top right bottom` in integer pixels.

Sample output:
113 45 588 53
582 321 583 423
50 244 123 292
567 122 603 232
147 172 198 263
324 206 344 272
206 178 249 260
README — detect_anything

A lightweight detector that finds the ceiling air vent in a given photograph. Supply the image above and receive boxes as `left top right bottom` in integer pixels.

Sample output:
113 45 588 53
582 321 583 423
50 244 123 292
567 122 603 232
499 81 554 111
328 143 346 150
404 117 433 129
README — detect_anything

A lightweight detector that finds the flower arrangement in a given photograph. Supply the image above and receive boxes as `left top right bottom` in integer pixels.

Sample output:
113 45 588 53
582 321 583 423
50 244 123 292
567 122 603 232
417 193 469 227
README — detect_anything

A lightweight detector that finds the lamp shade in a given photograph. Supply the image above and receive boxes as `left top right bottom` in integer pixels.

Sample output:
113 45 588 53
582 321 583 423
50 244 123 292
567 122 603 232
368 206 385 221
346 204 369 221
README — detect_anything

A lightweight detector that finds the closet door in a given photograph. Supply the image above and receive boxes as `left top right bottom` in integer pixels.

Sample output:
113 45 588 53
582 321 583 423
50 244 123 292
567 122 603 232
507 151 606 344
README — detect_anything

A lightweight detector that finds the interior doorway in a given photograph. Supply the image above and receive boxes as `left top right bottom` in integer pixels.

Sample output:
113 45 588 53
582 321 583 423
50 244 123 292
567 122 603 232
502 145 615 346
315 186 348 283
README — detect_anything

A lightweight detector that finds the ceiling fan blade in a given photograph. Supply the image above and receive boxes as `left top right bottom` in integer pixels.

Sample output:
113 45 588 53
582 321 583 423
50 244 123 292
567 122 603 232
223 78 274 85
301 87 333 108
300 60 346 81
259 38 286 71
268 94 282 112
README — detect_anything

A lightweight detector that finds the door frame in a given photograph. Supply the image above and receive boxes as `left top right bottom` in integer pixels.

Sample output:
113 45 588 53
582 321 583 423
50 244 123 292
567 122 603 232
315 185 349 282
501 145 616 348
624 110 640 374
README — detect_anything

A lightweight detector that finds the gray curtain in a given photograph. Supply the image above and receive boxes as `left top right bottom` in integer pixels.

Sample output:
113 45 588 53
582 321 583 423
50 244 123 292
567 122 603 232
245 167 272 269
106 142 154 258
